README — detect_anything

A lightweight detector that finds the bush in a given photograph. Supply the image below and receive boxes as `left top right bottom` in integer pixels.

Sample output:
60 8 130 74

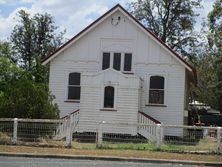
0 57 59 119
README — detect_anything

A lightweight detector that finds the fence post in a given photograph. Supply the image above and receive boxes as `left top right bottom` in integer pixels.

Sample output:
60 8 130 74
70 114 74 136
160 124 163 144
12 118 18 145
217 127 221 154
96 122 103 148
156 124 162 150
65 115 72 148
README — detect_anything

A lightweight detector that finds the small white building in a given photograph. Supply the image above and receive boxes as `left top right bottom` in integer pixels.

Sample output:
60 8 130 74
42 4 195 137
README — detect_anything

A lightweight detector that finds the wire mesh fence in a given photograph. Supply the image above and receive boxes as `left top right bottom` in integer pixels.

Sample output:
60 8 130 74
0 118 63 146
0 119 13 145
17 122 58 142
96 122 222 153
0 118 221 153
162 125 220 152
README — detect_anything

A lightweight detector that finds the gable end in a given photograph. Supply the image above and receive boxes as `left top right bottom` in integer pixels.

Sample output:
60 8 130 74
42 4 194 74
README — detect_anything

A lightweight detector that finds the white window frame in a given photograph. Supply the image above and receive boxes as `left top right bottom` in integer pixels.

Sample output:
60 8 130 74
66 71 81 102
101 83 118 110
101 51 132 73
147 73 167 106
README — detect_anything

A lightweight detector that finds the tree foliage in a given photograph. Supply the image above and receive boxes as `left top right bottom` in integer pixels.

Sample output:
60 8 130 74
11 10 65 82
207 0 222 111
195 50 222 111
195 52 217 105
0 10 63 118
0 57 59 118
193 0 222 112
208 0 222 49
0 41 15 62
129 0 202 59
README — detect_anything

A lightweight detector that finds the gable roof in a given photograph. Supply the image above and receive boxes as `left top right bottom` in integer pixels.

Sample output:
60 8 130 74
42 4 194 73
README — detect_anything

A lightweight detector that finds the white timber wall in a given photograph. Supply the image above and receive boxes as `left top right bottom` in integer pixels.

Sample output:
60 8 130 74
78 69 140 135
49 9 186 136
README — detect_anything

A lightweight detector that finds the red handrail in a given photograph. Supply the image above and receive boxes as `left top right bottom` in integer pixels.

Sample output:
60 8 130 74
61 109 80 119
138 111 161 124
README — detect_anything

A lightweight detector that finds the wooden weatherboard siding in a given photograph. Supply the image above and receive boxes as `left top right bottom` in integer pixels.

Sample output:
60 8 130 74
78 69 140 134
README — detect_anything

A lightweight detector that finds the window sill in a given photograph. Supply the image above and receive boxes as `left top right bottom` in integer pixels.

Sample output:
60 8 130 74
145 104 167 107
123 72 134 75
100 109 117 112
64 100 80 103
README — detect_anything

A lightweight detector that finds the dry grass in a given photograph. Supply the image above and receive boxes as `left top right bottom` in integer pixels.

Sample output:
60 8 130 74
0 145 222 163
0 132 11 145
160 136 217 152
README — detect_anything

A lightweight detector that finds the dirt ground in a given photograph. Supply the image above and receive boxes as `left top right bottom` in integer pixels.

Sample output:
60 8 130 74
0 145 221 163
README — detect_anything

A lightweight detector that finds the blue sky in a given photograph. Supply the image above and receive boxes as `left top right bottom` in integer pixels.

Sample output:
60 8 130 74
0 0 215 41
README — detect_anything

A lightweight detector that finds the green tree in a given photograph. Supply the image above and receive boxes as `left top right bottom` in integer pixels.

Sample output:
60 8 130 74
195 52 218 106
208 0 222 49
0 57 59 118
207 0 222 111
0 11 62 118
11 10 65 82
194 0 222 112
0 41 15 62
129 0 202 59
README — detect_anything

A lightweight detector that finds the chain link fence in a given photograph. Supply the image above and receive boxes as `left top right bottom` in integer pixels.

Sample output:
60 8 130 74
0 118 221 153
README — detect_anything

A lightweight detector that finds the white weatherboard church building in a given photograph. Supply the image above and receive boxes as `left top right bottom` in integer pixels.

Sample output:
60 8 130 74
42 4 195 138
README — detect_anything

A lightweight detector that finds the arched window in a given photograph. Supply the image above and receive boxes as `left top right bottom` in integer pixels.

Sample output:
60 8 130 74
68 72 81 100
104 86 115 108
149 76 164 104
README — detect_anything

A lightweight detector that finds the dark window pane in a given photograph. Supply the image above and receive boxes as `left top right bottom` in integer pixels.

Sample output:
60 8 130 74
150 76 164 89
68 87 81 100
124 53 132 71
68 72 81 100
149 90 164 104
104 86 114 108
69 73 80 85
102 52 110 70
113 53 121 71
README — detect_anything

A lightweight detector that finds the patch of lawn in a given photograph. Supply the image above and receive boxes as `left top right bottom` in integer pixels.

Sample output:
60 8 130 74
71 141 96 150
99 142 156 151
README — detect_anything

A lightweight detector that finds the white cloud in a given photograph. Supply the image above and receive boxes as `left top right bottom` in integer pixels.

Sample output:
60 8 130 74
19 0 36 3
0 0 215 41
0 0 134 40
0 0 34 5
0 0 11 4
0 6 31 40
